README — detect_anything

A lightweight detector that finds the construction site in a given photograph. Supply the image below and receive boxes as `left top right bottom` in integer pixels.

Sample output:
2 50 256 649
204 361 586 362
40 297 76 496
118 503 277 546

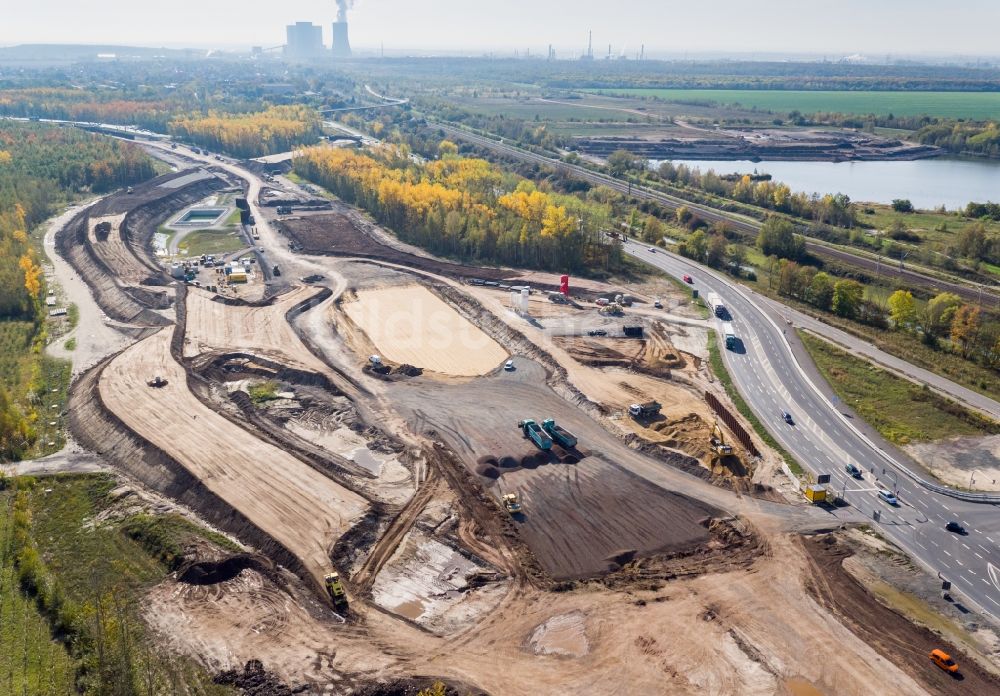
46 144 1000 695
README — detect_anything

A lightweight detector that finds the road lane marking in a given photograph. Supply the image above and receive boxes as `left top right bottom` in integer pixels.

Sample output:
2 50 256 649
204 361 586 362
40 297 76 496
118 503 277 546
988 563 1000 593
976 552 985 560
988 537 996 544
943 550 952 557
963 543 971 550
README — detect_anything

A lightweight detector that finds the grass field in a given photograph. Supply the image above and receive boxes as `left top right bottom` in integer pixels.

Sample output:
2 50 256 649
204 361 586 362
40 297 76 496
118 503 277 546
590 89 1000 119
0 487 78 695
0 474 236 695
799 332 999 445
178 228 247 257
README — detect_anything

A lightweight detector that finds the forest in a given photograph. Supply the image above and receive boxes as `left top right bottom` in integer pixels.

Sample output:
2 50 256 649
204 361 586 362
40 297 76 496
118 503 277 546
168 106 323 158
0 122 155 461
293 142 622 273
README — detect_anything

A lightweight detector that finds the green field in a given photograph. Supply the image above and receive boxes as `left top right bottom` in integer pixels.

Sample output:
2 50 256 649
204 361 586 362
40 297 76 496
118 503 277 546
178 229 247 257
590 89 1000 119
799 332 999 445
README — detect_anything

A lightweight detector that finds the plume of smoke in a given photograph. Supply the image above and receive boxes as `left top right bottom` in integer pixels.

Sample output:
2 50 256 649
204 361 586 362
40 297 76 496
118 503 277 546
336 0 353 22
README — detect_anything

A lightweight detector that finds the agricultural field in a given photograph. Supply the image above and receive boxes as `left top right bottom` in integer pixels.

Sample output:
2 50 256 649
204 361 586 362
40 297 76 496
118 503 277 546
590 89 1000 119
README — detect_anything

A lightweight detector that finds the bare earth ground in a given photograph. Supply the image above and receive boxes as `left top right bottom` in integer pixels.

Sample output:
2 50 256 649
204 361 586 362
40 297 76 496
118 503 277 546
184 285 334 375
905 435 1000 492
99 328 368 588
50 153 1000 695
342 284 508 376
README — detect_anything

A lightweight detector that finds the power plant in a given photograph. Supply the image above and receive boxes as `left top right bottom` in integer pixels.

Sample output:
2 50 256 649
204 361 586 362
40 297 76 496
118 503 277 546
285 22 324 61
332 0 353 58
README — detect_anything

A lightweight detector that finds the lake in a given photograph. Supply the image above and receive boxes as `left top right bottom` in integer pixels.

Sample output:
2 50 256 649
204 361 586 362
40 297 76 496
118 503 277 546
652 158 1000 210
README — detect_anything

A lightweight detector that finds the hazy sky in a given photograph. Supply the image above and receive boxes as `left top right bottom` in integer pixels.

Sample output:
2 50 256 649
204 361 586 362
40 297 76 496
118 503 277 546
3 0 999 57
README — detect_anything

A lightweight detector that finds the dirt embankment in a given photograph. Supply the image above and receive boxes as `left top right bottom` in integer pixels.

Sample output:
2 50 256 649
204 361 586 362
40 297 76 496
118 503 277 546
804 534 1000 696
56 172 228 325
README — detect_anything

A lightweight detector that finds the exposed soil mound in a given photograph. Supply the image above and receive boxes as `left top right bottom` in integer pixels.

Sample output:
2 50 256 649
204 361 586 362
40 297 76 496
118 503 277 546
498 455 519 468
351 678 478 696
475 464 500 479
213 660 305 696
178 553 276 585
392 364 423 376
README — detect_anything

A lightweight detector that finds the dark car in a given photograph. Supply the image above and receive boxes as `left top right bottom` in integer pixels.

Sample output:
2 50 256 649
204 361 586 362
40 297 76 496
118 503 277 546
588 330 607 337
945 521 967 535
845 463 863 479
781 411 794 425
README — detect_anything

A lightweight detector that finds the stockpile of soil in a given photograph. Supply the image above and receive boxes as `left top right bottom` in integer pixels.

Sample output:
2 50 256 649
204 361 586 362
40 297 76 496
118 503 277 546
475 456 500 479
393 364 423 377
213 660 305 695
352 678 479 696
804 534 1000 696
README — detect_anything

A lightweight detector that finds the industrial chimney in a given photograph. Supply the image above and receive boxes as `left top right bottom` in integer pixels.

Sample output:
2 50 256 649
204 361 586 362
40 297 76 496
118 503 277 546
332 0 352 57
331 22 352 57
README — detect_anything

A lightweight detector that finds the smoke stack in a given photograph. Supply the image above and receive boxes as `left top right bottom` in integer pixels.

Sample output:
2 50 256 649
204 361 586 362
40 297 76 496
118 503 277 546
332 0 352 58
332 22 352 57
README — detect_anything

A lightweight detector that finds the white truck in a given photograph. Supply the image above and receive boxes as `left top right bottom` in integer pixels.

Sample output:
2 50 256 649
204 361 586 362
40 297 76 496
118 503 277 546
707 292 727 318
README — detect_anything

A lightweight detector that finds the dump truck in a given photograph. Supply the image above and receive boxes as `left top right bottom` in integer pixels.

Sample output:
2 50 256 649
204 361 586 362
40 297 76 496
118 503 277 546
324 572 348 606
710 421 733 455
542 418 578 448
517 419 553 450
629 401 661 419
502 492 522 515
803 485 827 504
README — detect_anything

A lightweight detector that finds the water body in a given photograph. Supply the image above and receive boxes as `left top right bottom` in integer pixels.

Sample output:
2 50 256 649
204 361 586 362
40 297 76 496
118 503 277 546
652 158 1000 210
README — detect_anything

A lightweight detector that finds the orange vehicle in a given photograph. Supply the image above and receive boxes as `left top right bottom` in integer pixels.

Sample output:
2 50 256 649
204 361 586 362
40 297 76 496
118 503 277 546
929 649 959 673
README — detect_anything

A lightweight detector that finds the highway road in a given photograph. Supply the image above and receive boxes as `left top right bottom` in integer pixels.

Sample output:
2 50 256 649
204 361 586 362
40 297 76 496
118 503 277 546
626 242 1000 621
437 123 1000 309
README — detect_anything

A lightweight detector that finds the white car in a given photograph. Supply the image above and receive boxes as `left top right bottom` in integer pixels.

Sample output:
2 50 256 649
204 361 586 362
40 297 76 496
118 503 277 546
504 360 515 371
877 489 898 506
647 246 656 252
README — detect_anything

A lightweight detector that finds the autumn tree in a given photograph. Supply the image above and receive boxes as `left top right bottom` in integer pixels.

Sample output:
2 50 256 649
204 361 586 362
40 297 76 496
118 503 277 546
922 292 962 342
887 289 917 329
832 279 864 318
808 271 835 311
950 305 981 357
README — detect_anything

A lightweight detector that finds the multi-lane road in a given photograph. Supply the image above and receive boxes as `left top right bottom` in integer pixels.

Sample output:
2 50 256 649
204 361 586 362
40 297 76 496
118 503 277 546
627 243 1000 619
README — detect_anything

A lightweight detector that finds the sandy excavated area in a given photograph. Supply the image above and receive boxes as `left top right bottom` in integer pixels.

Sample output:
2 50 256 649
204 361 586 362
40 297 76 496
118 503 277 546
101 329 368 586
343 284 508 376
145 533 931 696
184 286 332 375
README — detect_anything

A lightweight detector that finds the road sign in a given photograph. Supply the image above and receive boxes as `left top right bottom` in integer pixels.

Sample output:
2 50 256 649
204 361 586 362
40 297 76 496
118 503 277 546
817 474 831 484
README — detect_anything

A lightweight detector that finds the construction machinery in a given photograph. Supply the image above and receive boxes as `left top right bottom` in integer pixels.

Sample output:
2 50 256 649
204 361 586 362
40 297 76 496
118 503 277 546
723 323 738 350
324 571 348 606
599 302 624 316
542 418 578 448
517 419 553 450
146 376 168 388
707 292 727 318
629 401 661 419
710 421 733 456
803 485 827 504
502 492 522 515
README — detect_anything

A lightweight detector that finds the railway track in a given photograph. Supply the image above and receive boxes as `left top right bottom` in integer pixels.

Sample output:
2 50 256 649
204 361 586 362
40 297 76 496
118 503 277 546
437 124 999 309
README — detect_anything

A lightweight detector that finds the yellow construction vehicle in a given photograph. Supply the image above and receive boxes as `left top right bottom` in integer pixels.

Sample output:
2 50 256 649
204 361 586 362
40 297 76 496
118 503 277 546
324 572 348 607
502 492 522 515
710 420 733 456
803 485 827 504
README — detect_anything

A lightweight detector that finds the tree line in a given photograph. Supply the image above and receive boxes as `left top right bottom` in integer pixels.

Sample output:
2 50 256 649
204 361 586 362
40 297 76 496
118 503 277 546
0 122 155 461
293 141 625 274
169 106 323 158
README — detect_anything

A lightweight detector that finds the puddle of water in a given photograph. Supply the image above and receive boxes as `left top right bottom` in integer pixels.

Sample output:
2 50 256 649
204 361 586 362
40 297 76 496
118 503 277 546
394 599 425 620
785 678 825 696
348 447 382 475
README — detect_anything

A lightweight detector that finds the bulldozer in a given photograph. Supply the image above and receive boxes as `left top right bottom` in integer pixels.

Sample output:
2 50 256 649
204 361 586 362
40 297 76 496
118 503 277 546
502 492 522 515
710 420 733 456
146 376 168 388
324 571 348 607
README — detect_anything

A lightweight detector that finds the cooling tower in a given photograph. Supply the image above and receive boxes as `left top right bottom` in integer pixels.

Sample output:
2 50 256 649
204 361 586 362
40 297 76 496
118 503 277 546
331 22 352 58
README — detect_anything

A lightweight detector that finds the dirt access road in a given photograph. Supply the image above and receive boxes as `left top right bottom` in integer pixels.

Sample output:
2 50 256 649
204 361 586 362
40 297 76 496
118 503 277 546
100 328 368 589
